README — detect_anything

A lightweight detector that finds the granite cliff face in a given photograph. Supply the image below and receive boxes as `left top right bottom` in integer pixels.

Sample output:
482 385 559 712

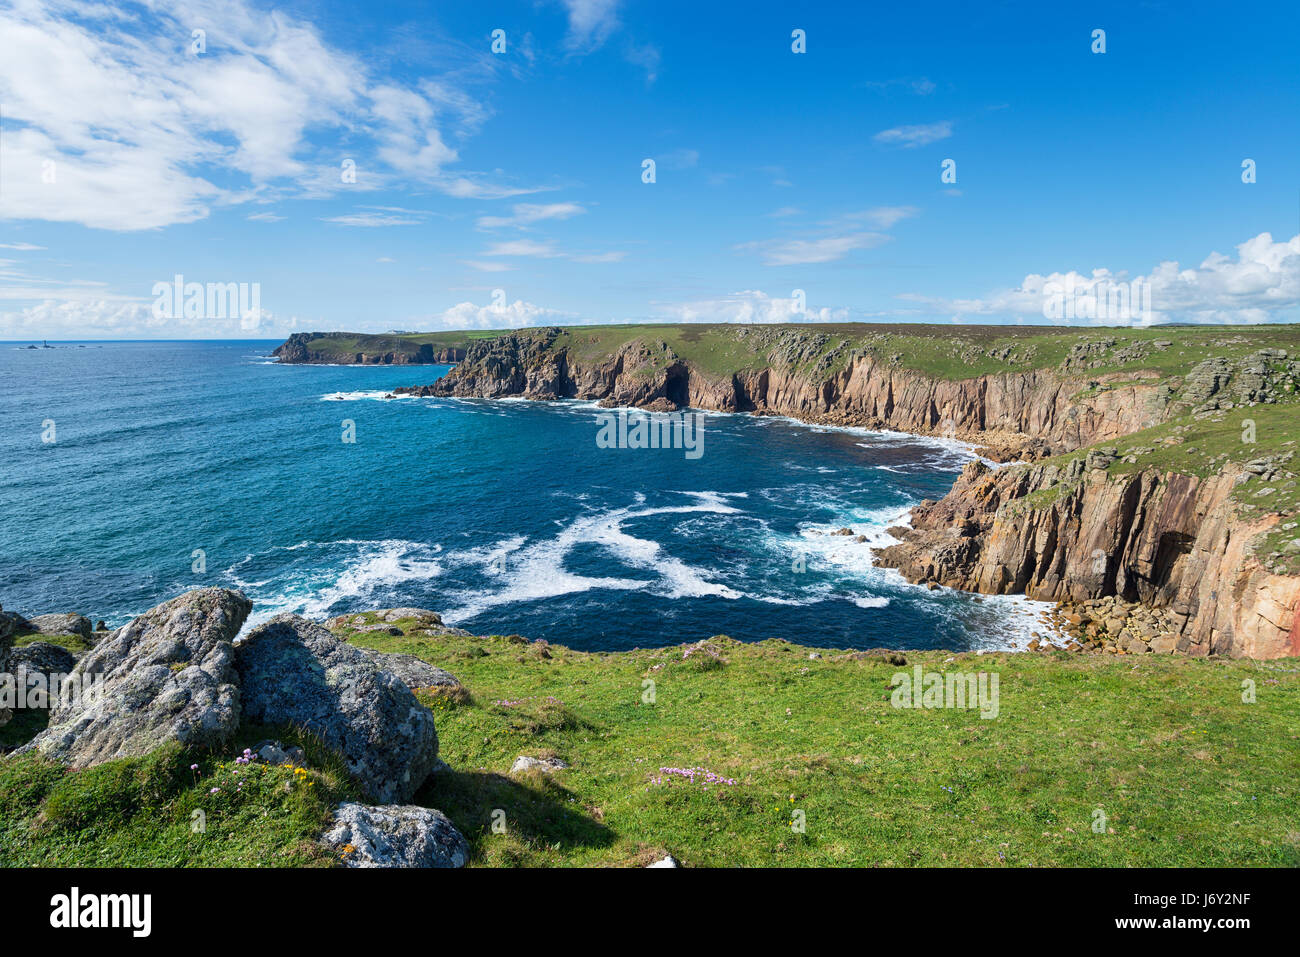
875 459 1300 659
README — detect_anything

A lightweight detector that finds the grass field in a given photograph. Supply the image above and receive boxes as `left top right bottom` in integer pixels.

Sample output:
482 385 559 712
5 615 1296 867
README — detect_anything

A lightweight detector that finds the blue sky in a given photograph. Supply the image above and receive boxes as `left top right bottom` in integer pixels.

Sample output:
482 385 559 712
0 0 1297 338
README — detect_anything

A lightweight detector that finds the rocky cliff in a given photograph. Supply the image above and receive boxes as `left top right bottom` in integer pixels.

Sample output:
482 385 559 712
875 457 1300 659
397 326 1173 459
395 324 1300 658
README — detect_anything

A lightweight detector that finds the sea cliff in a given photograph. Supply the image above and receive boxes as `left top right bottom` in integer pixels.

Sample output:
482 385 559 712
280 322 1300 658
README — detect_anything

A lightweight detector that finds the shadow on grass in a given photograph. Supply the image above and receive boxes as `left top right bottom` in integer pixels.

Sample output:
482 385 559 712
415 767 614 859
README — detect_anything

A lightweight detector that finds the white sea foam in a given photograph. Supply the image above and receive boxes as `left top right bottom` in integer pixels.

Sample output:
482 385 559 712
438 493 745 623
319 390 413 402
227 538 444 633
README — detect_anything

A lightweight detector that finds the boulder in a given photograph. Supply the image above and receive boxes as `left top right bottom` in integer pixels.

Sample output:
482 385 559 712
379 608 444 625
17 588 250 767
323 802 469 868
27 613 93 640
359 649 461 691
234 615 439 803
510 754 569 775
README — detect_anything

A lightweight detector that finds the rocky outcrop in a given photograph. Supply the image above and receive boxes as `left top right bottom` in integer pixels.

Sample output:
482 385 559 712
876 460 1300 658
400 329 691 412
24 613 93 642
273 333 464 365
26 613 93 640
18 589 250 767
323 802 469 868
234 614 440 803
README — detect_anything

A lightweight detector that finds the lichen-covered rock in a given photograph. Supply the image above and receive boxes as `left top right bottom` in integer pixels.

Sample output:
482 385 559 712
16 588 250 767
234 615 439 803
26 613 93 640
359 648 460 691
323 802 468 868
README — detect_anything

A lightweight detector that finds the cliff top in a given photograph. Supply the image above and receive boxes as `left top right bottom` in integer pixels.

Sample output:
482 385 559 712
275 322 1300 381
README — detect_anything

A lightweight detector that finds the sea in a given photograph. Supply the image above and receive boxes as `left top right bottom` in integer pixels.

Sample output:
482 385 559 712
0 340 1059 652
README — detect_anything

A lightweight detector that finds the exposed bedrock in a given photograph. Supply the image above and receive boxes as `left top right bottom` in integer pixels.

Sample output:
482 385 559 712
875 459 1300 659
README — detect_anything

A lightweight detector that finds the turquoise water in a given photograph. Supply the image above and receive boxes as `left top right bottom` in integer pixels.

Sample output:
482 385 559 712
0 340 1053 651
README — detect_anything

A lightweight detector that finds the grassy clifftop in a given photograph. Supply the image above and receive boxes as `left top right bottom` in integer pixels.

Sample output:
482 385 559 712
275 322 1300 380
3 614 1296 867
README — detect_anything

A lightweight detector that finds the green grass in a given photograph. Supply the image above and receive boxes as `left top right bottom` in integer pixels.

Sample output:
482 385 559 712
11 630 95 653
2 613 1295 866
0 727 352 867
348 615 1299 867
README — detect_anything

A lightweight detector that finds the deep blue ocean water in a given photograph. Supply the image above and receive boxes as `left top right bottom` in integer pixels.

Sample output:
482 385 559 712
0 340 1054 651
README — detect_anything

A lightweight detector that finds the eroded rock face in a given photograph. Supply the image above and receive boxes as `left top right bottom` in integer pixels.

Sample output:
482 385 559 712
18 588 250 767
876 461 1300 659
234 615 439 803
323 802 468 868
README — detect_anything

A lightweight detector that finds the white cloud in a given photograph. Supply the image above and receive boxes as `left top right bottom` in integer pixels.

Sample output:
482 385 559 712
0 242 47 251
558 0 621 50
873 121 953 148
899 232 1300 325
461 260 514 272
477 202 585 229
737 232 892 266
655 289 848 324
483 239 561 257
246 212 285 222
842 206 919 229
437 298 575 328
0 0 513 230
0 297 289 339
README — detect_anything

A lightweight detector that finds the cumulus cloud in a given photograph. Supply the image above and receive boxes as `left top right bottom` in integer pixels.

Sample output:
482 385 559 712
873 121 953 148
899 232 1300 325
0 0 522 231
437 298 576 328
654 289 848 324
